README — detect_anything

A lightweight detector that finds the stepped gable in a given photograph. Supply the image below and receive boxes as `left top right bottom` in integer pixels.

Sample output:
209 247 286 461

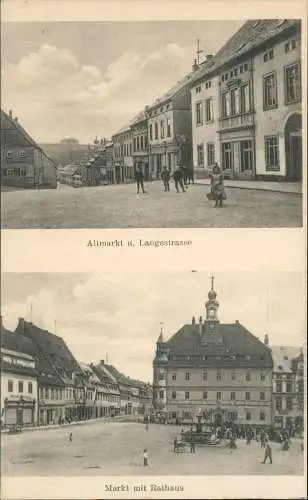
165 322 273 368
15 319 80 386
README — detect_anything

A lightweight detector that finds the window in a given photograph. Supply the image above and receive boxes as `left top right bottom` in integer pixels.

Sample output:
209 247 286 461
18 381 23 393
185 391 190 400
240 140 253 171
205 81 212 89
18 151 26 158
241 84 250 112
45 388 49 399
222 142 234 170
172 373 177 381
229 411 238 421
244 63 249 71
205 98 213 122
28 382 33 394
203 391 207 400
286 397 293 410
285 41 290 52
265 136 279 170
260 373 265 382
231 371 236 380
230 391 236 400
185 372 190 381
197 144 204 167
260 391 265 400
207 143 215 167
269 49 274 59
216 370 221 381
263 72 277 109
158 372 164 380
154 122 158 140
260 412 265 421
285 63 301 104
222 92 230 117
216 391 221 400
291 39 297 50
196 102 203 125
8 380 13 392
230 70 234 78
171 411 177 419
245 391 250 400
286 382 293 393
172 391 176 399
221 74 225 82
166 118 171 137
202 371 207 381
136 137 140 152
276 397 282 410
276 381 282 393
160 120 165 139
159 390 164 399
6 151 13 159
149 124 153 141
196 86 201 94
246 412 251 421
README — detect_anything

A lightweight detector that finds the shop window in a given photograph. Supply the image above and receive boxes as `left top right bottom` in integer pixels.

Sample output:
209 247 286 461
221 142 234 170
240 140 253 171
206 143 215 167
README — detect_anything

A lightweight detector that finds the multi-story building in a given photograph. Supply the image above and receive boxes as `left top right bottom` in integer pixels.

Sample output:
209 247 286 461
112 123 134 184
15 318 84 425
1 318 38 428
131 111 149 180
190 19 302 181
92 361 121 416
146 73 193 178
270 344 304 432
153 278 273 427
1 109 57 189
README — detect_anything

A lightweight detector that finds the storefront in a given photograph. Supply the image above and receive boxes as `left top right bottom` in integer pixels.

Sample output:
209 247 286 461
4 396 36 428
220 128 255 179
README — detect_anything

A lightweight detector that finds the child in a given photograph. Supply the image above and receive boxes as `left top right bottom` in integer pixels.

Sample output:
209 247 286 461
143 448 148 466
262 440 272 464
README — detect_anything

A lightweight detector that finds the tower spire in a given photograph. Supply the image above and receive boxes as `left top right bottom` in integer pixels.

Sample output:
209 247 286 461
211 274 214 291
196 38 203 65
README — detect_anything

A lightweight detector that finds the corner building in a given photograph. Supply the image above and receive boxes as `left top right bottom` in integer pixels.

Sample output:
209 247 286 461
153 279 273 427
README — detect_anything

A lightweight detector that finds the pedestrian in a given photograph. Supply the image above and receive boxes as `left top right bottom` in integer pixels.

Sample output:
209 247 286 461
135 167 145 194
190 440 196 453
210 163 226 207
282 438 290 451
173 165 186 193
161 166 170 192
262 440 273 464
143 448 149 466
173 437 178 453
69 432 73 442
183 166 189 188
187 168 194 185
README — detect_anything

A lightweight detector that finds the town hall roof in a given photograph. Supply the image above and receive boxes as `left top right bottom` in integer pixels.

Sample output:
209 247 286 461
162 321 273 368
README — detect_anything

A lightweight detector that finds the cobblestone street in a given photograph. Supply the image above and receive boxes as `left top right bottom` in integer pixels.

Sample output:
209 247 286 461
1 181 302 229
2 421 304 477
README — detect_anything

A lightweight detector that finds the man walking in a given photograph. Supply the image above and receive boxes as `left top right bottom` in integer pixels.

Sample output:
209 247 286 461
262 440 273 464
161 166 170 192
173 165 186 193
190 440 196 453
143 448 149 466
135 167 145 194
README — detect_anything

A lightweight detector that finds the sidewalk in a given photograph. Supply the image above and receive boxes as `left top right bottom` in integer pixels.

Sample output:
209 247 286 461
1 415 139 435
196 178 302 195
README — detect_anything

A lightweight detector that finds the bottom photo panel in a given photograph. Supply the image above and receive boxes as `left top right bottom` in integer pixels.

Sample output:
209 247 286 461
1 271 305 479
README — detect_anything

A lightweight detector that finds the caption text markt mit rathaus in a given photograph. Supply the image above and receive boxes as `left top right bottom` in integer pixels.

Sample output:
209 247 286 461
86 239 192 248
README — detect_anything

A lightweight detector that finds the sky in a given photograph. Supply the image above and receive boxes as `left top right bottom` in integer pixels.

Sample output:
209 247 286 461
1 20 243 143
1 272 305 382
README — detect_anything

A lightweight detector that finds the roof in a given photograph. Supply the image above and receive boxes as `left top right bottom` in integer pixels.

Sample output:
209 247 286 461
270 345 301 373
147 72 193 109
59 165 82 176
15 319 81 386
161 322 273 367
92 362 120 393
190 19 300 86
113 109 147 137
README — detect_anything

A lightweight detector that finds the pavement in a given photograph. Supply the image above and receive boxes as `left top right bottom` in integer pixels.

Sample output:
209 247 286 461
1 180 302 228
195 178 302 195
1 421 304 477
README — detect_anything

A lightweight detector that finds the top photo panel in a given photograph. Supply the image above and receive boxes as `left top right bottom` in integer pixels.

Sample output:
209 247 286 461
1 19 303 229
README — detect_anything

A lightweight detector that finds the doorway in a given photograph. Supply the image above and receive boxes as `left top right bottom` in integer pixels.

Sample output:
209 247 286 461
285 114 302 181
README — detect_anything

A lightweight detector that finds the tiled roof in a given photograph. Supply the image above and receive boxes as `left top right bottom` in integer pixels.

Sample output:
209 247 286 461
270 345 301 373
15 320 81 385
147 72 193 109
190 19 299 86
2 325 63 386
163 322 272 367
113 109 147 136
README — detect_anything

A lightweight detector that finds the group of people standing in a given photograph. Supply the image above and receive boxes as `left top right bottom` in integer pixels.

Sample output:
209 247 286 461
134 163 227 207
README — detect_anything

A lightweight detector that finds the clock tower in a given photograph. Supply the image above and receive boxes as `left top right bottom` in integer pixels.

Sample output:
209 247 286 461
200 276 222 344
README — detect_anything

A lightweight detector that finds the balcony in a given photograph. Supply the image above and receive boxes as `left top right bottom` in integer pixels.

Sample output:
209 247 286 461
219 112 254 132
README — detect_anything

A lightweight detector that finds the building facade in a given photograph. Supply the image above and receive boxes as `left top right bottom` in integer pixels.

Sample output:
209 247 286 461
131 111 149 180
112 125 134 184
270 344 304 432
190 19 302 181
1 109 57 189
153 279 273 427
147 75 193 178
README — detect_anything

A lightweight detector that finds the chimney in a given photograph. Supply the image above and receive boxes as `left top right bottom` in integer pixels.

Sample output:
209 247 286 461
192 316 196 326
14 117 18 122
18 317 25 334
9 110 13 119
192 59 199 72
199 315 203 335
264 334 269 347
100 359 105 365
206 54 213 62
235 320 239 325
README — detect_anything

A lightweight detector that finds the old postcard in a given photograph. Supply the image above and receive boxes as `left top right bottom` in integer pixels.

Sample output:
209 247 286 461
0 0 307 499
